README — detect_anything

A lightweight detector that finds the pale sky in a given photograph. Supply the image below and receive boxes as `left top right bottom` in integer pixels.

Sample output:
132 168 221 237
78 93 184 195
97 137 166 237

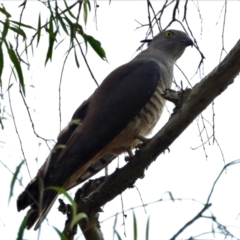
1 1 240 240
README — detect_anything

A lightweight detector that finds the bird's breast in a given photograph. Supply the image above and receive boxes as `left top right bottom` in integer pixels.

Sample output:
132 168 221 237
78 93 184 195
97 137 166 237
106 82 166 155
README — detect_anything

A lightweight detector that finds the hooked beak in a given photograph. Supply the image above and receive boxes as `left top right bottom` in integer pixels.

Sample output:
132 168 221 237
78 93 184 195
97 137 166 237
180 38 193 47
141 39 152 44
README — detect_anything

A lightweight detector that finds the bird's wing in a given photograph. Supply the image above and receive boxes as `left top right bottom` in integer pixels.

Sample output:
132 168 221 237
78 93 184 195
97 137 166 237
44 59 161 188
17 59 161 229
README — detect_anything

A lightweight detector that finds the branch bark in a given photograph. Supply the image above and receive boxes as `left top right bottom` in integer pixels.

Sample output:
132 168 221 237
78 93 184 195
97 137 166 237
73 38 240 239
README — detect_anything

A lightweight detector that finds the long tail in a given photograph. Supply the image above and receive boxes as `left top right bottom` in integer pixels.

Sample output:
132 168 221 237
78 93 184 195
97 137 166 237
17 178 58 230
17 153 116 229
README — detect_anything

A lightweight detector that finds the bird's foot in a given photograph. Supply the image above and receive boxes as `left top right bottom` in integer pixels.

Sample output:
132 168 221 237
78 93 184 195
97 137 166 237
136 135 150 149
163 147 170 154
125 148 134 162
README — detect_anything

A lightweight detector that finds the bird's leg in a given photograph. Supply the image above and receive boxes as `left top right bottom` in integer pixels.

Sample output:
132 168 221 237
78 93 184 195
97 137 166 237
136 134 150 149
136 135 149 143
136 134 170 153
125 135 150 161
125 148 134 162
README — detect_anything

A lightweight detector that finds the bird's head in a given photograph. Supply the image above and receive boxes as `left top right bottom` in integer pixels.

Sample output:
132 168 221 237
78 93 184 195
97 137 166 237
143 29 193 61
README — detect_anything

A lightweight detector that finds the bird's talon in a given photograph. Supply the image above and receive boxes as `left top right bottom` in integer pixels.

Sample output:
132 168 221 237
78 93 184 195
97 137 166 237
125 156 134 162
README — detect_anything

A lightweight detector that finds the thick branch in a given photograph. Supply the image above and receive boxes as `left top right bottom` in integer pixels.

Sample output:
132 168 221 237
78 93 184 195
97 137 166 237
75 38 240 230
75 178 105 240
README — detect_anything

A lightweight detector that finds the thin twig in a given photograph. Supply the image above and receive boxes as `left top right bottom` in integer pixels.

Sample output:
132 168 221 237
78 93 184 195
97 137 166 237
135 185 147 214
7 72 31 180
75 37 99 86
58 46 73 131
219 0 228 62
120 194 127 237
19 89 53 150
169 203 212 240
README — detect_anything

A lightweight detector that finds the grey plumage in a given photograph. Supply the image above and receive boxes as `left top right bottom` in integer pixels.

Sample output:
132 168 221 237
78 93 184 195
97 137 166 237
17 29 193 230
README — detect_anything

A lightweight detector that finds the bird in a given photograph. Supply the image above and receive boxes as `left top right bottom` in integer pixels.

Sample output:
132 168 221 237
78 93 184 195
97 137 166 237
17 29 193 230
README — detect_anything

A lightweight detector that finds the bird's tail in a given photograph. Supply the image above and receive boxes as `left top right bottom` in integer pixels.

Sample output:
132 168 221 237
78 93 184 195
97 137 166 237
17 179 59 230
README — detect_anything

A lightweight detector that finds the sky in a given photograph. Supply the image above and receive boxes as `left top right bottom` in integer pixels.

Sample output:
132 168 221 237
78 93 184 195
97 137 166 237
1 1 240 240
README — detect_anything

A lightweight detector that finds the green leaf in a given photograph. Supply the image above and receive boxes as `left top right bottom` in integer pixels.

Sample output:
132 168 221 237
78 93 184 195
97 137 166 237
53 227 68 240
9 26 26 40
83 0 91 25
74 48 79 68
0 6 11 18
10 20 36 30
6 83 13 92
63 0 76 19
145 217 150 240
49 186 87 229
54 2 69 35
56 13 69 35
114 230 122 240
48 186 77 227
133 211 137 240
6 42 25 95
0 44 4 86
48 186 74 205
24 38 29 60
1 18 9 41
63 15 76 44
112 213 118 240
87 0 91 11
70 212 87 229
83 34 106 60
45 16 57 65
37 13 41 47
9 160 24 204
167 191 175 202
17 211 31 240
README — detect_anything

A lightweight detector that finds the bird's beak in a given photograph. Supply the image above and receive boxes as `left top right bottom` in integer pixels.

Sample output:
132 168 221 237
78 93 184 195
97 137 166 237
181 38 193 47
141 39 152 44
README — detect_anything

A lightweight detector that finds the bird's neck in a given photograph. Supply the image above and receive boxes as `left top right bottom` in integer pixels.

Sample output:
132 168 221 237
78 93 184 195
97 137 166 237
133 49 175 89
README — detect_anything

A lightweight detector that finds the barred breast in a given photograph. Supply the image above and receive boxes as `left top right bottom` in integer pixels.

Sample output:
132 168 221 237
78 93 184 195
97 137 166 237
65 82 166 189
104 81 166 156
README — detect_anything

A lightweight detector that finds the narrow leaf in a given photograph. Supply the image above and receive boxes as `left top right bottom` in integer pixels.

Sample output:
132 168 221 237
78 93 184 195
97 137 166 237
145 217 150 240
24 39 29 61
9 26 26 39
53 227 68 240
6 43 25 95
168 191 175 202
5 83 13 92
0 6 11 18
10 20 36 30
0 44 4 85
133 211 137 240
56 13 68 35
48 186 77 223
74 48 79 68
45 16 57 65
70 213 87 229
1 18 9 41
87 0 91 11
63 16 75 44
114 230 122 240
83 0 88 25
48 186 74 205
49 186 87 230
37 13 41 46
9 160 24 204
17 212 31 240
112 213 118 240
83 34 106 60
63 0 76 19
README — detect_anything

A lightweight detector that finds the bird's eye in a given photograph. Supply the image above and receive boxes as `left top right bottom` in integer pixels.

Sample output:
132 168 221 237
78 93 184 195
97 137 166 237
165 31 173 38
